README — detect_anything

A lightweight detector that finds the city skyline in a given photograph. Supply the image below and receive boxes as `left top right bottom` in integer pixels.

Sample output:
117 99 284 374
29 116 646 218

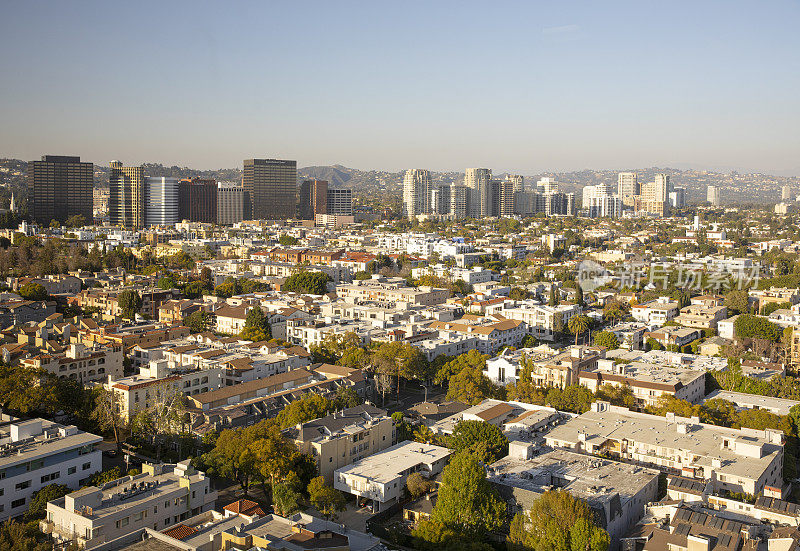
1 1 799 175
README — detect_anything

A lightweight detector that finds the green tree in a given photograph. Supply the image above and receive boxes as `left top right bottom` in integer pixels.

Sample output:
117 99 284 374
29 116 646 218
117 290 143 319
239 306 271 342
508 489 609 551
19 282 48 301
435 350 488 385
276 393 333 429
446 365 496 405
273 476 303 516
734 314 781 342
283 271 332 295
0 520 50 551
724 289 751 315
447 420 508 464
593 331 620 350
183 309 213 333
407 471 434 499
567 315 591 346
427 452 505 539
157 275 177 289
26 483 72 521
278 234 299 246
308 476 346 520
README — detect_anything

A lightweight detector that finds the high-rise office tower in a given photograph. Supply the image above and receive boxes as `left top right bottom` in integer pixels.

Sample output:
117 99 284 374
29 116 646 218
327 188 353 216
402 169 431 218
653 174 672 202
179 178 217 223
669 188 686 209
464 168 493 217
217 182 246 225
617 172 639 206
537 177 559 194
506 174 525 193
28 155 94 225
500 179 516 217
782 185 792 201
144 177 179 227
243 159 297 220
582 184 621 218
299 179 328 220
109 161 145 229
707 185 721 206
450 185 469 218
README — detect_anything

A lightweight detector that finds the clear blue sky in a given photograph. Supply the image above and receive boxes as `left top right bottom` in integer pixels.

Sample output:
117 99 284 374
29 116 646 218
1 1 799 175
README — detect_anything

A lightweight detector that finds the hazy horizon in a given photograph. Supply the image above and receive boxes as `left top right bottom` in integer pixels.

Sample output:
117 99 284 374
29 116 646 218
2 1 799 175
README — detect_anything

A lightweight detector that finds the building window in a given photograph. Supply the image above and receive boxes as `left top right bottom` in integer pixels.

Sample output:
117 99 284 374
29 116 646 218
68 466 77 475
82 462 91 470
15 480 31 491
11 499 24 508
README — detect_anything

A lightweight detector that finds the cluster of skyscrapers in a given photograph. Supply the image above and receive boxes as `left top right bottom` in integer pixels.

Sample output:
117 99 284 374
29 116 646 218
402 169 575 219
27 155 352 228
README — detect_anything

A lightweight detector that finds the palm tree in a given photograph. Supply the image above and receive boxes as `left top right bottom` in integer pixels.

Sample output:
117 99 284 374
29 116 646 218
568 315 591 346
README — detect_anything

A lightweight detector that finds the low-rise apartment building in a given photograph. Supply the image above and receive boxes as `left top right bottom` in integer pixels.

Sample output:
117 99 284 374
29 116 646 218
22 342 124 384
426 317 526 355
0 298 57 327
500 302 581 342
0 417 101 523
336 276 449 307
674 304 727 331
579 350 708 406
488 446 660 543
545 401 785 497
334 441 451 512
287 405 396 484
631 297 680 325
44 461 216 549
645 326 701 349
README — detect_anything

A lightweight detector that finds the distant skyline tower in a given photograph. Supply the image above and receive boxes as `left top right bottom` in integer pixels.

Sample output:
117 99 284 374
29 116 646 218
464 168 492 217
617 172 639 206
782 185 793 201
29 155 93 225
505 174 525 193
403 169 431 218
500 179 516 217
144 176 179 227
109 160 145 229
326 188 353 216
242 158 297 220
537 177 559 194
179 177 217 223
707 185 721 206
299 179 328 220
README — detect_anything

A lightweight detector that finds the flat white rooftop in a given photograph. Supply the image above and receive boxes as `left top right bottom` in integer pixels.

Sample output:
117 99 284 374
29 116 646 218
334 440 450 485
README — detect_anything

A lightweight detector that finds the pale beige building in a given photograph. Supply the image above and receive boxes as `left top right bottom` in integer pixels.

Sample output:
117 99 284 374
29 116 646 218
288 405 396 484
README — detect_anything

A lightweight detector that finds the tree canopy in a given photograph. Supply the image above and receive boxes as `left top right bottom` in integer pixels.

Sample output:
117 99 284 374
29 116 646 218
283 271 332 295
508 489 609 551
446 420 508 464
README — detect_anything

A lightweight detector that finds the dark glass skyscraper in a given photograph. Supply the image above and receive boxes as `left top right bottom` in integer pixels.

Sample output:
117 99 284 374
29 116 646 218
243 159 297 220
28 155 93 225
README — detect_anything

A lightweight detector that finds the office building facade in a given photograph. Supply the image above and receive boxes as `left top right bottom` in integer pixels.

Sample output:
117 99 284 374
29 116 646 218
327 188 353 216
243 159 297 220
144 177 179 227
617 172 639 206
217 182 246 225
403 169 432 218
299 179 328 220
109 161 145 229
179 178 217 223
29 155 94 225
707 185 721 206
